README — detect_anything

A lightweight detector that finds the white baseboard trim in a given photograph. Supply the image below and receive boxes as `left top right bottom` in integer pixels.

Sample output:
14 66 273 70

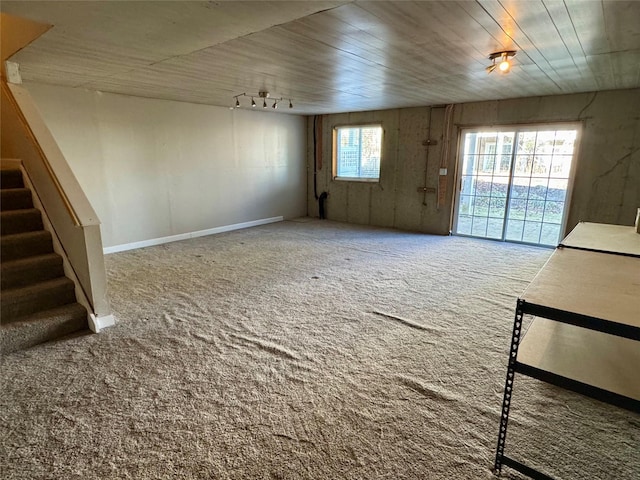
103 216 284 254
89 313 116 333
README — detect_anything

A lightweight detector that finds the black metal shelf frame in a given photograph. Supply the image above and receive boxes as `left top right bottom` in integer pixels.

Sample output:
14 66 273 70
493 298 640 480
521 300 640 341
558 242 640 259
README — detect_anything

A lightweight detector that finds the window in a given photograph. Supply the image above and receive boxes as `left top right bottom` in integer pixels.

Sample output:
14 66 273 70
333 125 382 181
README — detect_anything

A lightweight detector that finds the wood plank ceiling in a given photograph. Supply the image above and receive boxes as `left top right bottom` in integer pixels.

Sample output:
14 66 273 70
2 1 639 114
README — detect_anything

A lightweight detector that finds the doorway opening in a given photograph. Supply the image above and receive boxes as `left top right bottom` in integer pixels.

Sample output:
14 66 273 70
453 125 579 246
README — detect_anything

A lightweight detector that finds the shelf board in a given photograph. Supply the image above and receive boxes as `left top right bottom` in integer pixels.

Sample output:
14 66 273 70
560 222 640 257
518 318 640 403
521 248 640 331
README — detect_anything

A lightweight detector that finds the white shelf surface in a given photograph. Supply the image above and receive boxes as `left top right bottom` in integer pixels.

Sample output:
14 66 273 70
560 222 640 257
521 248 640 330
518 318 640 401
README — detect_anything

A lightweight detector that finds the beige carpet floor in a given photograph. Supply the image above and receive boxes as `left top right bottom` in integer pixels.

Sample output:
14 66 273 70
1 219 638 479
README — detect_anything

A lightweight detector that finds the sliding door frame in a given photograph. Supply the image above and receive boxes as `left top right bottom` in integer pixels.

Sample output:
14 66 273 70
451 122 582 247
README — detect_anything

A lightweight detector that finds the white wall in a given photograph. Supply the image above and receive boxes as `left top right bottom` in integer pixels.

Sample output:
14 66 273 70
25 83 307 248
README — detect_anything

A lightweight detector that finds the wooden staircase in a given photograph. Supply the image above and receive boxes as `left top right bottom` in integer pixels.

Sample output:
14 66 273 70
1 167 88 354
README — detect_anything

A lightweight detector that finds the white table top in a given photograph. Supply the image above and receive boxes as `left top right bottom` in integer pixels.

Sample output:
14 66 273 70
518 318 640 401
521 248 640 329
561 222 640 257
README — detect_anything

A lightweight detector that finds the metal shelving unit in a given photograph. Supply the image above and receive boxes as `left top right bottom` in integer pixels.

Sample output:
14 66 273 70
494 222 640 480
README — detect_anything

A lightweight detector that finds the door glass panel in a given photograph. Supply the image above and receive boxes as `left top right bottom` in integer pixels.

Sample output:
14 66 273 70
510 177 530 199
547 178 569 201
540 223 561 245
523 221 542 243
517 132 537 153
543 201 564 224
489 197 507 217
455 126 577 247
507 198 527 220
514 155 533 176
551 155 573 177
454 131 515 241
532 155 551 177
525 200 543 221
505 219 524 241
472 216 488 236
487 218 504 239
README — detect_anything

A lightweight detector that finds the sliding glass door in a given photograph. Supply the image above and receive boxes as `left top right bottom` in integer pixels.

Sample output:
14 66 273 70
454 126 578 247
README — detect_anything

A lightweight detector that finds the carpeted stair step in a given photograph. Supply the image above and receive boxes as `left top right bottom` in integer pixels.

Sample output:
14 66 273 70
0 169 24 189
1 188 33 211
0 303 87 354
1 253 65 290
0 168 89 354
1 208 44 236
1 277 77 323
0 230 54 261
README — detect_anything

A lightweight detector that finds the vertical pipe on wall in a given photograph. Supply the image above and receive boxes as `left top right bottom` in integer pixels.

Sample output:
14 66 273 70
422 107 433 206
319 192 328 219
438 104 455 210
313 115 319 200
313 115 328 218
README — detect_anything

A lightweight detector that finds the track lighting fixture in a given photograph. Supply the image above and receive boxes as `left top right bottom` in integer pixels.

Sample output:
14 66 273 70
232 91 293 110
486 50 517 74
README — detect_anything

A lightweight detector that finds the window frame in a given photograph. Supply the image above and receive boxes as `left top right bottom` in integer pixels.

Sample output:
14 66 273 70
332 123 383 183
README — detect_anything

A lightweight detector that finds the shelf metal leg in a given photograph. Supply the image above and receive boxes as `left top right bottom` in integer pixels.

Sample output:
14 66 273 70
494 301 525 475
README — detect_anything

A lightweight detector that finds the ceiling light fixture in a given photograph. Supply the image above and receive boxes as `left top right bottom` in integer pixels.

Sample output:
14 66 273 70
232 91 293 110
486 50 517 74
